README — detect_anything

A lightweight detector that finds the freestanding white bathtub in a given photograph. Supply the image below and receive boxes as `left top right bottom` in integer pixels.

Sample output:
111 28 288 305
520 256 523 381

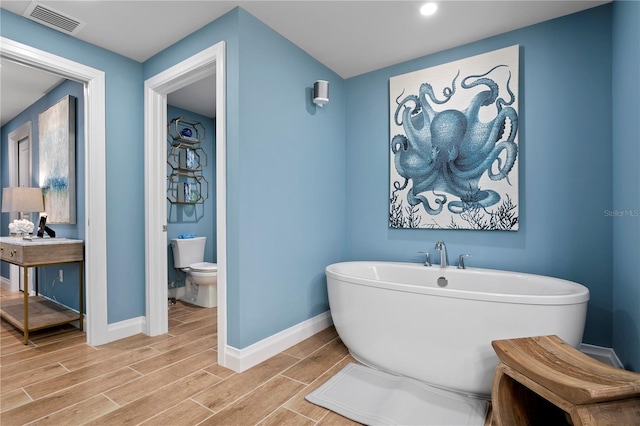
326 261 590 399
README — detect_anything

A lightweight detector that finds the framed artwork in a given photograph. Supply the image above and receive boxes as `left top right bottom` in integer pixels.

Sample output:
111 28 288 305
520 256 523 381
390 45 519 230
38 95 76 224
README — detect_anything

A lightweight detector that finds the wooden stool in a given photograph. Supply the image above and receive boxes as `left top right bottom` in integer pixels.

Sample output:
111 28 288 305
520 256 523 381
491 335 640 425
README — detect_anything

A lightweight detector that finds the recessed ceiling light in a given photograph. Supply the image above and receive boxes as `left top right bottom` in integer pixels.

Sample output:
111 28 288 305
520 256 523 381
420 2 438 17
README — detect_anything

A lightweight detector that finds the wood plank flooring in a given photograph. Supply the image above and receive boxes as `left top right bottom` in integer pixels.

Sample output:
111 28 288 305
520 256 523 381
1 290 360 425
1 289 492 425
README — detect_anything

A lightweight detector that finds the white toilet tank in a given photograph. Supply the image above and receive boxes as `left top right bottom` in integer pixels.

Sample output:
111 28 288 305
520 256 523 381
171 236 206 269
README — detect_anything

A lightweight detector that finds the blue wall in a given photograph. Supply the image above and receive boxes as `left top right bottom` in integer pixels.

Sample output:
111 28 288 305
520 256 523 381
1 80 85 310
612 0 640 371
344 6 614 347
143 8 347 348
233 11 346 347
1 9 146 323
166 105 216 287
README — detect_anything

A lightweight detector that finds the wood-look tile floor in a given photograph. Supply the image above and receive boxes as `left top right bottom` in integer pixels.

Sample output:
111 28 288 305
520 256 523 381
0 291 361 426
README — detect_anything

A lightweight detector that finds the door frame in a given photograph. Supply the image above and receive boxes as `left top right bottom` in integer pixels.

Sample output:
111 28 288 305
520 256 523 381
0 37 109 345
143 41 228 367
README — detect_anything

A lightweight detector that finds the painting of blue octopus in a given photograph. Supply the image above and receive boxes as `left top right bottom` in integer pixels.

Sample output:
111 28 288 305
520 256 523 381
389 45 519 230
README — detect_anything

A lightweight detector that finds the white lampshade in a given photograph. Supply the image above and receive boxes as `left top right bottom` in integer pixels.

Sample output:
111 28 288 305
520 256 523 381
1 187 45 213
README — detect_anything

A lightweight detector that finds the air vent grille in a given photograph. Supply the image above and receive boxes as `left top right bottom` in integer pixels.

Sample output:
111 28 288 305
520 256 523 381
23 2 86 36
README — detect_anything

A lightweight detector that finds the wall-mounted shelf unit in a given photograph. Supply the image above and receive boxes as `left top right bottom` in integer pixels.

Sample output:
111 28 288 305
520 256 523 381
167 117 208 204
168 117 206 146
167 172 209 204
167 144 208 172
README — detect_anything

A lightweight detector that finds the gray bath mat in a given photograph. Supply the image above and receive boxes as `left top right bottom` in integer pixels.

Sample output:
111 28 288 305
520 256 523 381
306 363 488 426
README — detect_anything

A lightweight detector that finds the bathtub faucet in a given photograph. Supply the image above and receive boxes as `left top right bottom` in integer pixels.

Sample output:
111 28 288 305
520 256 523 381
458 254 472 269
435 241 447 267
418 251 431 267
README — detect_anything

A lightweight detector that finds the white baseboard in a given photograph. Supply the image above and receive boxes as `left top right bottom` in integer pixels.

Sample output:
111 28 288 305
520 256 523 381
101 310 332 365
579 343 624 369
106 316 146 343
223 311 334 373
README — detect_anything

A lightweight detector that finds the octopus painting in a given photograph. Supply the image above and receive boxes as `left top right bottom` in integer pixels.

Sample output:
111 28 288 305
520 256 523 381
389 45 519 230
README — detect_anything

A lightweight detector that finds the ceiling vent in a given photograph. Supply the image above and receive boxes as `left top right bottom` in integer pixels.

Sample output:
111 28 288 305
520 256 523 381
23 2 86 36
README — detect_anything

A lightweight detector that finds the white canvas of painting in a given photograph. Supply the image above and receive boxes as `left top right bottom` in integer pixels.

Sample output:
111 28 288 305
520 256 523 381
389 45 519 230
38 95 76 224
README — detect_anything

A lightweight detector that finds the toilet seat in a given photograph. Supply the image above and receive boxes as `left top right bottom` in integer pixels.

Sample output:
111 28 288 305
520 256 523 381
189 262 217 273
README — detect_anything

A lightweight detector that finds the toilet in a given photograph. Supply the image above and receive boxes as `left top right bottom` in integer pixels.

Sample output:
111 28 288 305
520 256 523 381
170 236 217 308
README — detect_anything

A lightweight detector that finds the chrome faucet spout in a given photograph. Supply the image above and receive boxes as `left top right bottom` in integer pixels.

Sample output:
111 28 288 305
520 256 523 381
435 241 447 267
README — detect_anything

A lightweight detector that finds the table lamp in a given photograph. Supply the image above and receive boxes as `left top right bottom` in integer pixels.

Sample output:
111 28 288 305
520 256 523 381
1 187 45 236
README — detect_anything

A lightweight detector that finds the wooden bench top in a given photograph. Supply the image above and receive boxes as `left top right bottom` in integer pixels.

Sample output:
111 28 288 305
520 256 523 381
491 335 640 405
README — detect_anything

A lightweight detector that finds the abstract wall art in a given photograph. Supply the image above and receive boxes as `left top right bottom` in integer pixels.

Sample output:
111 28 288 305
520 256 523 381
38 95 76 224
389 45 520 230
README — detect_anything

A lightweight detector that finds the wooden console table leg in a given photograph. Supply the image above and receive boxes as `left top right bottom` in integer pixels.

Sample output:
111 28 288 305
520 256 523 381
23 266 29 344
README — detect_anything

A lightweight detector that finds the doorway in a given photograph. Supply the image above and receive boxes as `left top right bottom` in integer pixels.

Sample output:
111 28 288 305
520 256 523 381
144 41 228 368
7 121 34 292
0 37 109 345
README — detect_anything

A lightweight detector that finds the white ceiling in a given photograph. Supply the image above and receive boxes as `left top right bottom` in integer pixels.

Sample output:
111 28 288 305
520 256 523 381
1 58 65 126
1 0 610 126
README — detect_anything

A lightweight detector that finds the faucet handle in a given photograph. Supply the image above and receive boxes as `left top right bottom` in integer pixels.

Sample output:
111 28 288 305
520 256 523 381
418 251 431 267
458 254 472 269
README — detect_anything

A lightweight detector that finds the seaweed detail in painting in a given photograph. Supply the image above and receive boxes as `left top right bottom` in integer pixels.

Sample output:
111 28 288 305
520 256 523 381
390 192 423 229
447 194 518 230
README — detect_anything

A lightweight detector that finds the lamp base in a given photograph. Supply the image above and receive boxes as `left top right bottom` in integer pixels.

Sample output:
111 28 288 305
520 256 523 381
8 219 35 236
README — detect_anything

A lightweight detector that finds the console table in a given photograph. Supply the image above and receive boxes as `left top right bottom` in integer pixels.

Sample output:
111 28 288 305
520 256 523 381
0 237 84 344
